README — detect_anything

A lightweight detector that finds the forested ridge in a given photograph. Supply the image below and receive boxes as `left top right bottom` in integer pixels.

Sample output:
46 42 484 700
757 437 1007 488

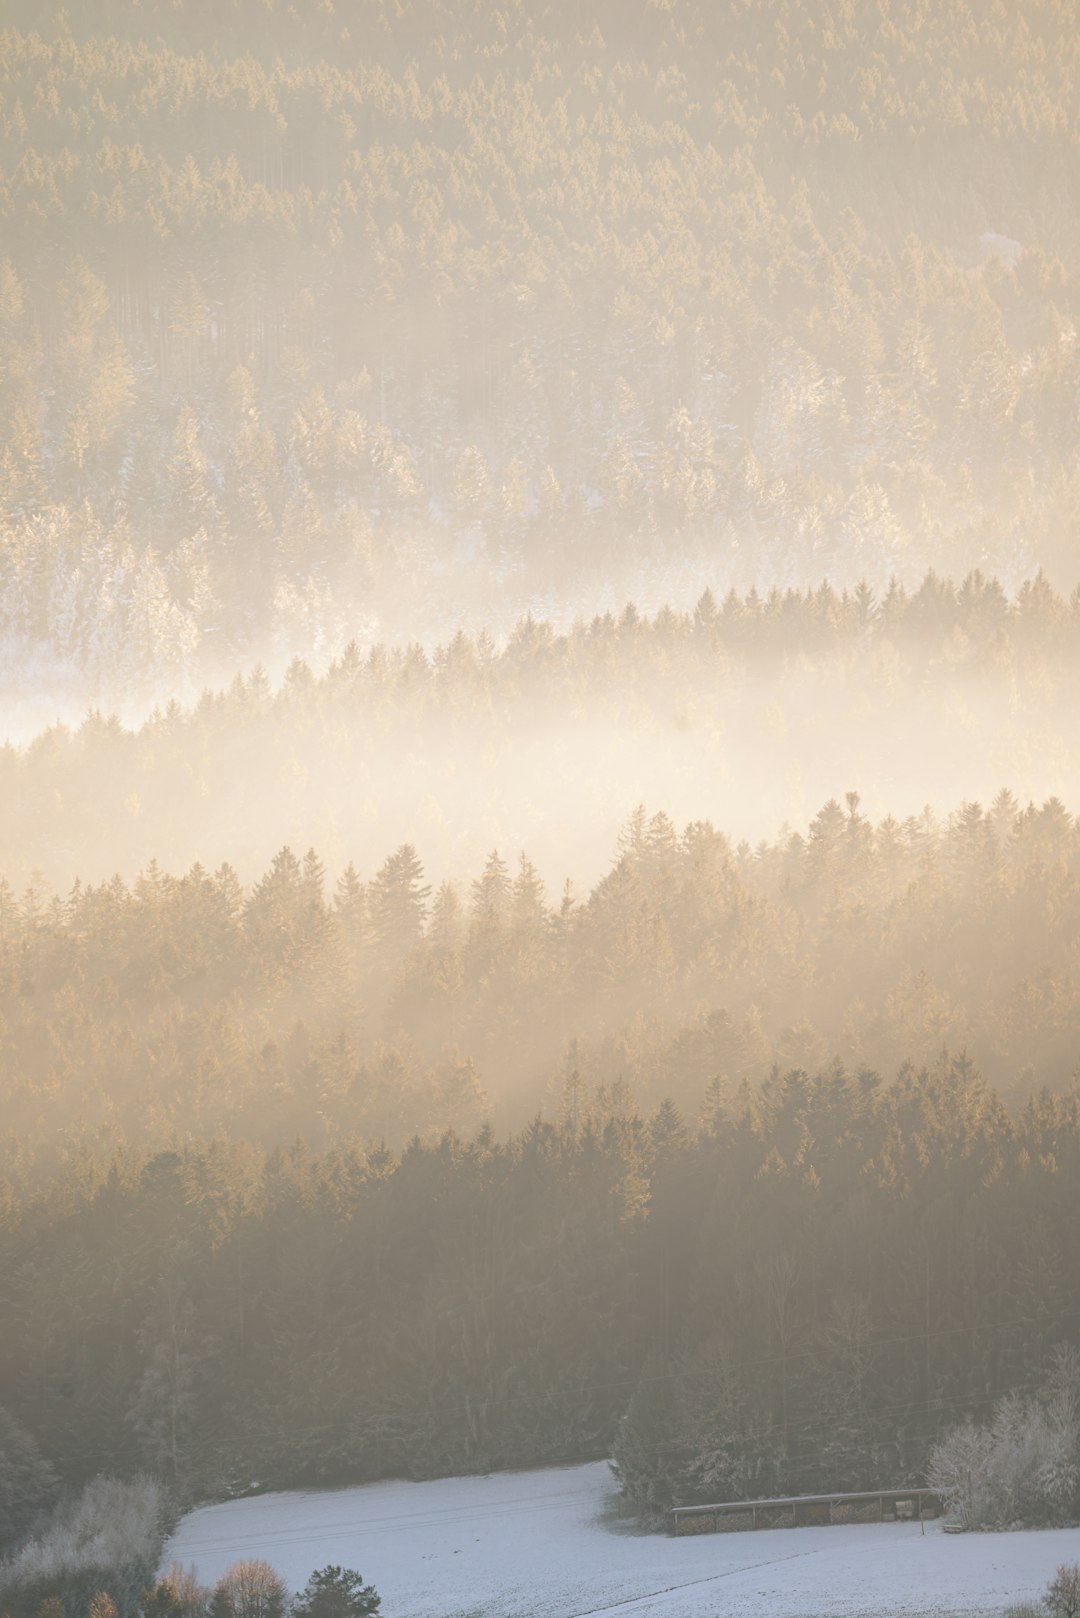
4 0 1080 708
3 786 1080 1183
5 569 1080 891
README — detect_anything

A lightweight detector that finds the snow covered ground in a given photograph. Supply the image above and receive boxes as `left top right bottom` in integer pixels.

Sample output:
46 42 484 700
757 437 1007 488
161 1460 1080 1618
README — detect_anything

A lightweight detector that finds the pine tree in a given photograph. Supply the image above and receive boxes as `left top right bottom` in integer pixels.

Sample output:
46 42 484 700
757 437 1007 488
0 1405 56 1550
126 1276 200 1488
291 1568 379 1618
368 845 430 960
610 1355 680 1520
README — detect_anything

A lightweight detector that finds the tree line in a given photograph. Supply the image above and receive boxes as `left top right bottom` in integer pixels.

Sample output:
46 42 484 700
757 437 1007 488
2 1055 1079 1541
4 570 1079 892
3 784 1080 1181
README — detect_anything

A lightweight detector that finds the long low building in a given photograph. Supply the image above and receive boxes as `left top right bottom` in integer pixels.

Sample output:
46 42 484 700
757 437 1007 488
670 1487 944 1535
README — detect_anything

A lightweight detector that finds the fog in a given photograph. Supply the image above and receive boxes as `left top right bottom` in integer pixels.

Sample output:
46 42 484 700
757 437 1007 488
3 595 1079 898
5 0 1080 1600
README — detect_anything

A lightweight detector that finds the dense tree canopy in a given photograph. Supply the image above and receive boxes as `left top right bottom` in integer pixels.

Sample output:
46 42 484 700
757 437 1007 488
3 1 1080 703
3 570 1080 893
3 787 1080 1181
2 1055 1080 1517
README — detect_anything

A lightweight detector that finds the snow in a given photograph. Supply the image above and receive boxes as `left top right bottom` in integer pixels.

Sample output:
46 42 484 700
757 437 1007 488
161 1460 1080 1618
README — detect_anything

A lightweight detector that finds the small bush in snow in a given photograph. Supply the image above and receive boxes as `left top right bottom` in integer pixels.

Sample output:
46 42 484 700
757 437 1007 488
1046 1564 1080 1618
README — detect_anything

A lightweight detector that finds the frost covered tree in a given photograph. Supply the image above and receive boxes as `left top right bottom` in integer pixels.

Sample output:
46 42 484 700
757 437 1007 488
0 1476 163 1618
927 1418 995 1529
610 1355 680 1520
671 1337 783 1506
928 1350 1080 1528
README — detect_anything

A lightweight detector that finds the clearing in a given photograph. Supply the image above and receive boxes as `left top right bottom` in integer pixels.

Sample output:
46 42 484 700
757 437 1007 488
161 1460 1080 1618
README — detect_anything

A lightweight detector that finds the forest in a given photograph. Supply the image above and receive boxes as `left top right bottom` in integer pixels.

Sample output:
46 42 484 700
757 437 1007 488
4 0 1080 719
5 1 1080 1615
3 784 1080 1182
3 1054 1080 1524
4 568 1080 893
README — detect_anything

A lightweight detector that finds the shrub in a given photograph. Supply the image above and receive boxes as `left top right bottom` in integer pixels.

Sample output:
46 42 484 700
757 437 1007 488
1046 1564 1080 1618
209 1564 287 1618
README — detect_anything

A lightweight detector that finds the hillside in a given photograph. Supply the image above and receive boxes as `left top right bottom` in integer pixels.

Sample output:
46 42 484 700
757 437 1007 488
4 1 1080 711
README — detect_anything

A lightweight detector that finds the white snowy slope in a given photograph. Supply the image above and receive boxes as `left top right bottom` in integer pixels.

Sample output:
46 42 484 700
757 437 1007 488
162 1460 1080 1618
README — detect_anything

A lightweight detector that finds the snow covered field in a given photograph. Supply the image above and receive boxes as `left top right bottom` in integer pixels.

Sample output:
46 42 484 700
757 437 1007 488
161 1460 1080 1618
